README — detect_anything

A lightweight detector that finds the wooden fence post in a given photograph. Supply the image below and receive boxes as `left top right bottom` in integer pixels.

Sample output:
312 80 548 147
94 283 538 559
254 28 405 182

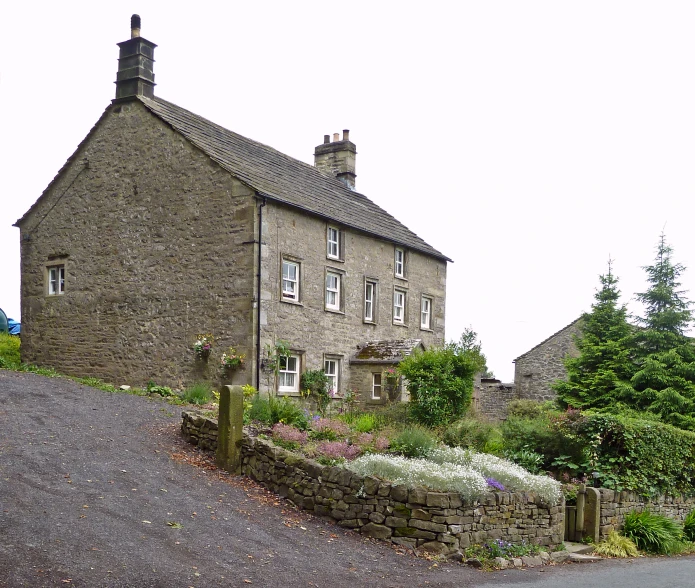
216 385 244 474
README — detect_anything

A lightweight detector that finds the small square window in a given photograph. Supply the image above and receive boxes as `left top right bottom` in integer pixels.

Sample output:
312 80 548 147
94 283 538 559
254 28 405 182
327 226 342 260
278 354 300 393
364 280 377 323
324 358 340 396
372 373 382 400
48 265 65 296
325 271 342 311
421 296 433 330
394 248 405 278
282 259 300 302
393 289 406 324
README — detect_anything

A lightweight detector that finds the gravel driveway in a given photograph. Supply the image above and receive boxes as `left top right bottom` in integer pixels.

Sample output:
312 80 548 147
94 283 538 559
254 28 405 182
0 371 494 587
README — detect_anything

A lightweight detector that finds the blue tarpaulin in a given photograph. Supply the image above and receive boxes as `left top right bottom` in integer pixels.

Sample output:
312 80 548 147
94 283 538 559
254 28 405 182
8 319 20 335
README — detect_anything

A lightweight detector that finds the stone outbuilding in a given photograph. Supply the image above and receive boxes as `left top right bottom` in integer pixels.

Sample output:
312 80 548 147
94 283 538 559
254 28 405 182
513 318 582 403
14 16 449 402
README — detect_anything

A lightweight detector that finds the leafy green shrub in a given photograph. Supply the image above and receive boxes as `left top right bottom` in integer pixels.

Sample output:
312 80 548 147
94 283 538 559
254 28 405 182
592 530 639 557
390 426 438 458
249 395 272 423
575 413 695 495
249 395 308 430
397 343 484 427
0 333 20 369
443 418 502 452
147 381 176 397
371 402 412 427
352 413 381 433
683 510 695 542
623 510 683 554
503 448 545 475
182 382 213 405
506 399 555 419
300 369 331 415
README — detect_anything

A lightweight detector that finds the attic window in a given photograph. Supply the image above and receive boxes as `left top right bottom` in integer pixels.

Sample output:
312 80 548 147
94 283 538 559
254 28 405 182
47 265 65 296
394 248 405 278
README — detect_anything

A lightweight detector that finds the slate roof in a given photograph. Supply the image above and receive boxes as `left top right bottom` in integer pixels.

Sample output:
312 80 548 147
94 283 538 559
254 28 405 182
138 96 450 261
350 339 424 364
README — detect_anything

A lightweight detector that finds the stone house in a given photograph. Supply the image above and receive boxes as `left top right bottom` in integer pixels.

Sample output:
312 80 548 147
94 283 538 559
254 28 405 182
14 17 449 404
513 318 581 403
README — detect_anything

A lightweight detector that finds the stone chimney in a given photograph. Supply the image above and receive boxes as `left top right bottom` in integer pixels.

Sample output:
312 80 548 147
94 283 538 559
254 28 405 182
314 130 356 189
115 15 157 101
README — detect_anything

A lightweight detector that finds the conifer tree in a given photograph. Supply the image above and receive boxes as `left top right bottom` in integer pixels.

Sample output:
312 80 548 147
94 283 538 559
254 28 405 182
554 260 633 409
625 233 695 430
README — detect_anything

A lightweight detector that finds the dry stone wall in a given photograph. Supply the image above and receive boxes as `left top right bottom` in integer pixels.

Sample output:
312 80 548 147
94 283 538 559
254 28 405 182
181 411 564 553
597 489 695 540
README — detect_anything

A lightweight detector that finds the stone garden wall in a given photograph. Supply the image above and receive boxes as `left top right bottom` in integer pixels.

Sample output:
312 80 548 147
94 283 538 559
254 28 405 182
181 411 564 553
597 489 695 540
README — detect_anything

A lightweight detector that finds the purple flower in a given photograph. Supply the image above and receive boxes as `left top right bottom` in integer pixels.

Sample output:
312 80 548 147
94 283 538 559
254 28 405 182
486 477 505 491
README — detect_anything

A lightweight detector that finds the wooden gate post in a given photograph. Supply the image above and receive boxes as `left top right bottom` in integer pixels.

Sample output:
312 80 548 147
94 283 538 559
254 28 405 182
216 385 244 474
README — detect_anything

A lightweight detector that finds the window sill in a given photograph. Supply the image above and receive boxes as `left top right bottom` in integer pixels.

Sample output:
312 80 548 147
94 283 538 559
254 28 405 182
363 319 377 325
325 308 345 315
392 322 408 328
326 256 345 263
281 299 304 307
394 276 408 283
277 390 301 397
420 327 434 333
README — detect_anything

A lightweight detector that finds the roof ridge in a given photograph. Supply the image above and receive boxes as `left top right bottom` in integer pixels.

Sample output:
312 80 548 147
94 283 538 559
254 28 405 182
138 96 451 261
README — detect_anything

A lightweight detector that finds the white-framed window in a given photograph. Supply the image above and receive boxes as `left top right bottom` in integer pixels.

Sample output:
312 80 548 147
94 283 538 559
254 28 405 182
372 373 382 400
394 248 405 278
421 296 432 330
282 259 300 302
48 265 65 296
364 280 377 322
327 226 341 260
278 354 300 393
324 358 340 396
325 271 341 311
393 289 406 324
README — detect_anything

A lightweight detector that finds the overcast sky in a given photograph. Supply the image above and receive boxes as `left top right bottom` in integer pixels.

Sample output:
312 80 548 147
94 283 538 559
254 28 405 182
2 1 694 381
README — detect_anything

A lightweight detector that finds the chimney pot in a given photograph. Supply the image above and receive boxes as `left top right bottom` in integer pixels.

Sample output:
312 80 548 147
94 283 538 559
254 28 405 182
115 15 157 101
314 130 357 189
131 14 141 38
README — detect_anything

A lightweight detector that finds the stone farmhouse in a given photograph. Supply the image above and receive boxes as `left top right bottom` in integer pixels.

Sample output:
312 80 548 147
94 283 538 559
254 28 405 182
14 16 449 404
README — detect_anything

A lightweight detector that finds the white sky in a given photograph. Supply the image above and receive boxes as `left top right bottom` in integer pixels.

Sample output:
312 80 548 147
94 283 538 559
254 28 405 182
2 1 694 382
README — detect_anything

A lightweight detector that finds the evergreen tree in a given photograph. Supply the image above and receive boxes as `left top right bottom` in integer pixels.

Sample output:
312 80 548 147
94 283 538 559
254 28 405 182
624 233 695 430
554 260 634 409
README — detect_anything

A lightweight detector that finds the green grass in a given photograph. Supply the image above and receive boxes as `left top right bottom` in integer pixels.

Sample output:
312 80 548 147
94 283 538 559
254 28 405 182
592 530 639 557
0 333 21 369
182 382 213 405
683 509 695 541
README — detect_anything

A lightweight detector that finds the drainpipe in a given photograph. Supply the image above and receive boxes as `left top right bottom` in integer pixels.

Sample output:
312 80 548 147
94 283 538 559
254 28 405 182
255 195 266 391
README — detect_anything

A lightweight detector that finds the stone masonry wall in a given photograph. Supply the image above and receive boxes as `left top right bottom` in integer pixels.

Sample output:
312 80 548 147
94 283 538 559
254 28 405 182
258 202 447 398
473 380 518 421
181 411 564 553
597 489 695 540
18 101 257 389
513 320 581 403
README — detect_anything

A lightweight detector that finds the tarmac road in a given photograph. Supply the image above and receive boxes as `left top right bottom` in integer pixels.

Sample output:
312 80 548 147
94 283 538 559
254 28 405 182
2 370 694 588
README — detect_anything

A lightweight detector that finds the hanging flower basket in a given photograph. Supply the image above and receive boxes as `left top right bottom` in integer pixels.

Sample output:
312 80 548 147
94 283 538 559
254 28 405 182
221 347 246 374
193 334 214 362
